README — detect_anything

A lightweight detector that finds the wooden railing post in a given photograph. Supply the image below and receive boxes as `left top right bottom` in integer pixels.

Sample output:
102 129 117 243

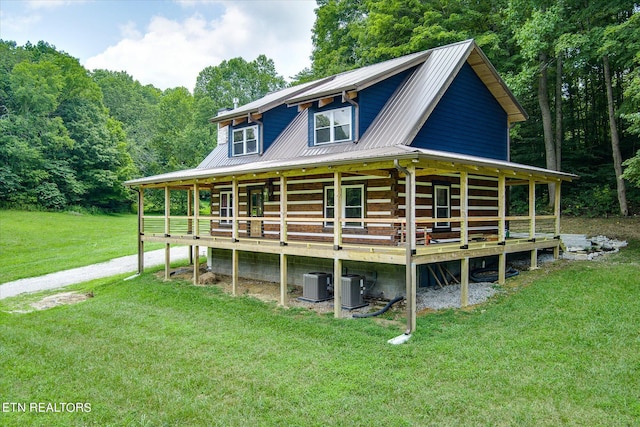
137 187 144 275
164 186 171 280
529 179 537 269
280 175 288 245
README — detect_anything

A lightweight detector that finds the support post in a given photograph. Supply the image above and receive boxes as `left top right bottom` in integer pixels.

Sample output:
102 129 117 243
187 188 193 265
232 248 238 296
498 174 506 242
280 176 288 245
498 253 506 285
279 253 287 306
232 177 239 242
193 245 200 284
461 257 469 307
333 257 342 318
164 186 171 280
553 180 562 259
529 179 537 269
498 174 506 285
333 171 342 249
406 165 416 332
193 183 200 285
333 171 343 319
137 188 144 274
460 171 468 248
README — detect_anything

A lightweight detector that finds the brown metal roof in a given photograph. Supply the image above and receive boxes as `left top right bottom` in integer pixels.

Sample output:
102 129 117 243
125 145 575 187
126 40 539 187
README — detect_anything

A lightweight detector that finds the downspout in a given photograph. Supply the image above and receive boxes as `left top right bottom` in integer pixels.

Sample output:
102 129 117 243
394 160 415 336
342 90 359 143
249 113 264 155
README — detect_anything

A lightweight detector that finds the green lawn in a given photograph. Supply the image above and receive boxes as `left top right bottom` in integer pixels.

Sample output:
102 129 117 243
0 210 162 283
1 242 638 426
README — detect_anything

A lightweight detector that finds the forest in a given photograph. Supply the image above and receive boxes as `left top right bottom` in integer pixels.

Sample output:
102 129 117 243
1 0 639 215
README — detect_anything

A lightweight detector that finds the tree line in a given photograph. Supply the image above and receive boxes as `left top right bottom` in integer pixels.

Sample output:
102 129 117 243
303 0 640 216
1 0 639 215
0 41 285 211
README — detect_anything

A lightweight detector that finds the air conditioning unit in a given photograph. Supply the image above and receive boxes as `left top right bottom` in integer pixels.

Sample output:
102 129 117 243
302 272 332 302
341 274 367 309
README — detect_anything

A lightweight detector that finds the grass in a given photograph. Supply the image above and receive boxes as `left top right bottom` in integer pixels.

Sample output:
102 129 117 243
1 242 639 426
0 210 162 283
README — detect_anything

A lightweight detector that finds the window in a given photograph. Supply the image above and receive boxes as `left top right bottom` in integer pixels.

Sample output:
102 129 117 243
232 125 258 156
219 191 233 225
433 184 451 229
314 107 352 145
324 184 364 228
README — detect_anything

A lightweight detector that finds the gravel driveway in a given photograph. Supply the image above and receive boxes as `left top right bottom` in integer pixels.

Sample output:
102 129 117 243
0 246 206 300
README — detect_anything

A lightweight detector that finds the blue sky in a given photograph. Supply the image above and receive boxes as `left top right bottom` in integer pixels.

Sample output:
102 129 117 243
0 0 317 90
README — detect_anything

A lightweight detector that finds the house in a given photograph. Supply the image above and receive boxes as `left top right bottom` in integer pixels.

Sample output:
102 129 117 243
125 39 575 333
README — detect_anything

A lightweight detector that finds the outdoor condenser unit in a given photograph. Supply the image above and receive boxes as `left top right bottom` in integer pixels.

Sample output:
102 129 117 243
341 274 367 309
302 272 332 302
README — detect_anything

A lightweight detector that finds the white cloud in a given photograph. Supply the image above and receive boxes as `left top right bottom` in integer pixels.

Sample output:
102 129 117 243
26 0 87 10
0 9 42 32
84 1 316 91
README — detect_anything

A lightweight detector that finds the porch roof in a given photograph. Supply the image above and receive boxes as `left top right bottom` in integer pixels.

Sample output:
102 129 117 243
125 145 577 187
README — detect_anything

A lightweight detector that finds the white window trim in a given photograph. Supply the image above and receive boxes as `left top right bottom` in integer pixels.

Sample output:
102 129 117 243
434 184 451 229
314 107 352 145
324 184 365 228
232 125 259 156
219 191 233 225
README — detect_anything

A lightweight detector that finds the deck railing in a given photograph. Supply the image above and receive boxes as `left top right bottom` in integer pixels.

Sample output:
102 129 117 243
141 212 559 247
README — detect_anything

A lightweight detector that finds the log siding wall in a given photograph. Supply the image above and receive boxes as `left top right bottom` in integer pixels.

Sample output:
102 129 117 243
209 171 499 246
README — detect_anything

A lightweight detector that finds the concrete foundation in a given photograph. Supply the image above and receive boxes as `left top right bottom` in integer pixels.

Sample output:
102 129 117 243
206 248 406 299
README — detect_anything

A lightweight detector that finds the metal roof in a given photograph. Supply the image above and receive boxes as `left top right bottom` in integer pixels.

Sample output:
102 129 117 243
125 145 575 187
357 39 473 149
125 39 545 187
285 50 431 105
210 79 328 123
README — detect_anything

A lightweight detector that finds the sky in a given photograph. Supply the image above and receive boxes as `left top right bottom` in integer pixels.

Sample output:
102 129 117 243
0 0 318 90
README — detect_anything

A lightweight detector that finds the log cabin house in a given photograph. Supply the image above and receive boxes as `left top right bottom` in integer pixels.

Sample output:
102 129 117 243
125 40 575 332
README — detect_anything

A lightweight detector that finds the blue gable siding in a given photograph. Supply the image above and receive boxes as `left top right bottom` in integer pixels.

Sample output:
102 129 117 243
262 103 299 151
228 103 298 157
359 68 412 136
412 62 508 160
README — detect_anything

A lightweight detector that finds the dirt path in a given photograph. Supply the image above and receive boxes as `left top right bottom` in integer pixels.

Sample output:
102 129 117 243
0 246 206 300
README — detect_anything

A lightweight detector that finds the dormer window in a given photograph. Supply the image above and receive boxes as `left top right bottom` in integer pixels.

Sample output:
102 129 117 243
314 107 352 145
232 125 259 156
